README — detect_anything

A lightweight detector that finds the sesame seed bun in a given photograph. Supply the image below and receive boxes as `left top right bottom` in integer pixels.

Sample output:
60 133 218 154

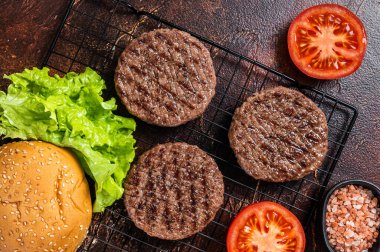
0 141 92 251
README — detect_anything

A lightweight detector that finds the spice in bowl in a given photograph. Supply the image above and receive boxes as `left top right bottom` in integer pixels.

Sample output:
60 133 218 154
325 184 380 252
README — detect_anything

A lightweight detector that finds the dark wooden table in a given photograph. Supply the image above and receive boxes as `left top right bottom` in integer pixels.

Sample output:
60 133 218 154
1 0 379 251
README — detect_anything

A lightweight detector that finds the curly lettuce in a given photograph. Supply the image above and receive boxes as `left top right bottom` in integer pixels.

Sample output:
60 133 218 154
0 67 136 212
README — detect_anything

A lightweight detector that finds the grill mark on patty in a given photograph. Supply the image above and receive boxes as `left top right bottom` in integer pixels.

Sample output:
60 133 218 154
174 30 213 104
181 34 207 97
122 39 170 117
159 32 198 105
251 110 312 165
124 143 224 240
191 41 212 93
146 37 178 105
201 158 212 222
245 94 320 159
127 59 179 120
172 31 199 100
173 159 186 230
138 42 178 117
242 124 268 173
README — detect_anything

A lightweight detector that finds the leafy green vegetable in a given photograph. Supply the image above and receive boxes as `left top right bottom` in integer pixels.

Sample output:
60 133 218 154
0 67 136 212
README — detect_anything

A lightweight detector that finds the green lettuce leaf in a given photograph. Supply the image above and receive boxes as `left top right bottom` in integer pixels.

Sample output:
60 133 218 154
0 67 136 212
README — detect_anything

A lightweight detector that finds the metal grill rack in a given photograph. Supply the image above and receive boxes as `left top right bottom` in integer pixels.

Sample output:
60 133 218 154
41 0 358 251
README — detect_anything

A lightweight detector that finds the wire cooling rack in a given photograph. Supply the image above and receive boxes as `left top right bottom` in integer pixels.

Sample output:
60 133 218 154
40 0 358 251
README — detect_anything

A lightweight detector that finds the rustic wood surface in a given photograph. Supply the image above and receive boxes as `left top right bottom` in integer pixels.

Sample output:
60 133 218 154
1 0 379 251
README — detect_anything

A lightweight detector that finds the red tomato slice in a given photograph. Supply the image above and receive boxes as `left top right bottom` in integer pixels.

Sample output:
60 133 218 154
226 201 305 252
288 4 367 79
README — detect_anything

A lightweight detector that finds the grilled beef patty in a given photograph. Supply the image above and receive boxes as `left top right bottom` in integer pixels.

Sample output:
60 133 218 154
115 29 216 127
124 142 224 240
229 86 328 182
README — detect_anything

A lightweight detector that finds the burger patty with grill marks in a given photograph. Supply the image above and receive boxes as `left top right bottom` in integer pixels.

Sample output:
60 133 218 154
228 86 328 182
124 142 224 240
115 29 216 127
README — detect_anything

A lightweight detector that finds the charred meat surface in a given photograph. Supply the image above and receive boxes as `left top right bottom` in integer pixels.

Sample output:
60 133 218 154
229 86 328 182
115 29 216 127
124 142 224 240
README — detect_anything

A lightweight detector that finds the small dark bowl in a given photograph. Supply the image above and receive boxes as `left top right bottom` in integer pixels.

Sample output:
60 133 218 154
321 180 380 252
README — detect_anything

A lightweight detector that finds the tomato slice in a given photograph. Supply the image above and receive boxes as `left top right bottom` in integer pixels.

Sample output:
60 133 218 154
226 201 305 252
287 4 367 79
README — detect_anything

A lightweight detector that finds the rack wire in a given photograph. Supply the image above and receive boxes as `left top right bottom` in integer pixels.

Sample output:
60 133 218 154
40 0 358 251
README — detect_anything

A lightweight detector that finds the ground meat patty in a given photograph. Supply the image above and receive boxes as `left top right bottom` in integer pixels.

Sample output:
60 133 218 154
115 29 216 127
124 142 224 240
229 86 328 182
